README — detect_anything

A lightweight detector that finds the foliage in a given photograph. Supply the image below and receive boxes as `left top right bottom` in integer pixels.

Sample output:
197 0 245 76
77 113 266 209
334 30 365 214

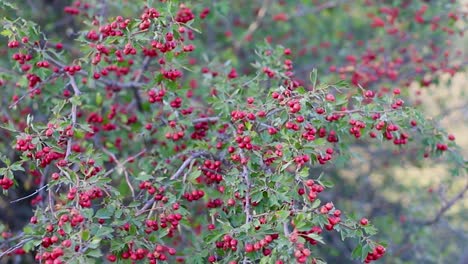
0 0 466 263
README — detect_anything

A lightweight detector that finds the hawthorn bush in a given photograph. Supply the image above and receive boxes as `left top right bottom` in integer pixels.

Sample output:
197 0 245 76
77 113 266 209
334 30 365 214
0 0 467 263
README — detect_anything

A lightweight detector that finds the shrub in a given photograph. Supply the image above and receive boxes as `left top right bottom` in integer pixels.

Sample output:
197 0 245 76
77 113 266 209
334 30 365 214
0 0 466 263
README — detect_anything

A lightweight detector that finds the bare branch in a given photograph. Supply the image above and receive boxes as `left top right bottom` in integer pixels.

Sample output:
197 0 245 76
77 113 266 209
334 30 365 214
101 147 143 198
192 117 220 124
136 199 155 217
131 56 151 112
295 1 345 17
238 149 252 224
9 185 48 203
234 0 272 53
410 182 468 225
170 151 209 180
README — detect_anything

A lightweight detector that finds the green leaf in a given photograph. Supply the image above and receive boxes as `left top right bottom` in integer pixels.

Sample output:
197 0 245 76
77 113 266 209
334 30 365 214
310 199 321 209
296 86 306 94
111 239 126 252
95 226 114 238
0 154 11 166
310 68 318 88
320 180 334 188
276 210 289 220
352 244 362 259
95 208 114 219
303 233 325 244
298 167 309 178
10 163 24 172
82 230 90 241
251 191 264 203
86 249 102 258
362 243 372 261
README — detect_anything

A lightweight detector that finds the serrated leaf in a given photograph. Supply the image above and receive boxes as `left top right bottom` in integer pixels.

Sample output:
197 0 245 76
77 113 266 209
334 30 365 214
303 233 325 244
298 167 309 178
352 244 362 259
310 68 318 88
95 226 113 238
276 210 289 220
81 230 90 241
251 191 263 203
362 244 372 261
320 180 334 188
95 208 113 219
86 249 102 258
310 199 321 209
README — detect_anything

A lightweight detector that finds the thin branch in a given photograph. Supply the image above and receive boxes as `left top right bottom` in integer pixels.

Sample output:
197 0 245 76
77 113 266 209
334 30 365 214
65 74 81 159
102 149 146 177
101 147 136 198
238 149 252 224
234 0 272 53
136 198 155 216
43 51 145 89
9 185 48 203
131 56 151 112
8 72 61 109
170 151 209 180
192 117 220 124
410 182 468 225
0 238 33 259
295 1 344 17
283 222 290 237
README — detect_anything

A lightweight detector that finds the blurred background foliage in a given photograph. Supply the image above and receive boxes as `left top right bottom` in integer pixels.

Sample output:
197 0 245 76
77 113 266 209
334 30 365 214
0 0 467 263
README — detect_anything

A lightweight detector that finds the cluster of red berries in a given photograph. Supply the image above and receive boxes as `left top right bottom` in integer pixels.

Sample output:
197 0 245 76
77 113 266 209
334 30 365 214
235 135 253 150
244 234 279 256
36 60 50 68
365 245 386 263
81 159 102 179
11 52 32 66
230 110 258 121
436 143 448 151
138 181 157 195
207 198 224 208
77 187 104 207
169 97 183 108
139 7 160 30
55 212 85 228
144 219 159 234
15 135 36 152
215 234 238 251
147 89 166 103
294 154 310 167
199 159 223 184
293 243 314 263
183 189 205 201
190 118 212 140
160 213 182 237
165 130 185 141
298 226 323 246
349 119 366 138
301 124 316 141
162 69 183 81
63 65 82 75
285 121 300 131
0 177 14 190
316 148 334 165
7 40 20 48
36 245 64 263
35 146 65 168
262 66 276 78
298 179 325 202
175 6 195 23
63 1 89 15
